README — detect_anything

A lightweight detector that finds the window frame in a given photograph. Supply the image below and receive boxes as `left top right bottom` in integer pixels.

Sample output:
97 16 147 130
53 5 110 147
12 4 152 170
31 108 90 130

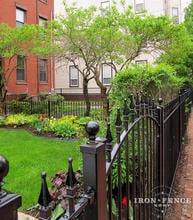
39 59 48 83
134 0 145 13
16 7 25 26
69 65 79 87
135 60 148 65
101 63 112 85
39 0 47 4
16 56 26 82
39 16 47 28
100 0 110 15
172 7 179 24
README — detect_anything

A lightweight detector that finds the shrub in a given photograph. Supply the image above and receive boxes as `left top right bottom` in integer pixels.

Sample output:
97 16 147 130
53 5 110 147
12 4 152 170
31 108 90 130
8 100 30 114
53 123 76 138
30 114 51 133
0 116 6 126
6 114 31 126
110 63 185 107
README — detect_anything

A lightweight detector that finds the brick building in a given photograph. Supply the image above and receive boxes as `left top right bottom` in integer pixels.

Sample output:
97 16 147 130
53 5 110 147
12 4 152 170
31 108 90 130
0 0 54 100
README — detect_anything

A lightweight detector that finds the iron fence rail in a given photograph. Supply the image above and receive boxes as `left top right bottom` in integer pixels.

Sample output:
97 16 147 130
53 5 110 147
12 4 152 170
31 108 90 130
6 100 104 120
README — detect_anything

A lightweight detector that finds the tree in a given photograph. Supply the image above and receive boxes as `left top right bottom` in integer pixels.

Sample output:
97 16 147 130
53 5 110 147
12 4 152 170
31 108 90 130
51 1 188 119
0 23 45 115
157 1 193 81
184 0 193 36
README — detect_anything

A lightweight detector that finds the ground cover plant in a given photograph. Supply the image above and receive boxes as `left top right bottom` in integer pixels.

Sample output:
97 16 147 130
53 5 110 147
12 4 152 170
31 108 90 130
0 114 92 139
0 128 83 212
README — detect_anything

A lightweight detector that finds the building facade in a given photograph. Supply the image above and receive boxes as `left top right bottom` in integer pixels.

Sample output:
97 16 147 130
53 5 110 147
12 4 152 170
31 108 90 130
0 0 54 100
54 0 191 100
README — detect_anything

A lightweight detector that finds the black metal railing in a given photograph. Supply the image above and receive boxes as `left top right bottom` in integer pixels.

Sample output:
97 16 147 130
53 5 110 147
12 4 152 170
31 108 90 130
6 100 104 120
1 86 192 220
37 87 192 220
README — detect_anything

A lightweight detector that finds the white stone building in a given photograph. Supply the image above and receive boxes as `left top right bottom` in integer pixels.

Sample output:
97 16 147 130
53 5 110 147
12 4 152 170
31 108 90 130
54 0 191 100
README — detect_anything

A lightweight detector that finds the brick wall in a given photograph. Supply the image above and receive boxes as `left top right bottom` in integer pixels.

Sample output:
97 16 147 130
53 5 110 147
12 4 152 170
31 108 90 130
0 0 54 99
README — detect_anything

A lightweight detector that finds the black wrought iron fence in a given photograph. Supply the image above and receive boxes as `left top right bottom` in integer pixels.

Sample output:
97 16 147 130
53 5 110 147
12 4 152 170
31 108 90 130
6 100 104 120
36 87 192 220
1 86 192 220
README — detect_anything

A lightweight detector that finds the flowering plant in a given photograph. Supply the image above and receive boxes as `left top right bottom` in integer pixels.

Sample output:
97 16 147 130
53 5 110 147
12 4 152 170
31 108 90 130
49 170 83 210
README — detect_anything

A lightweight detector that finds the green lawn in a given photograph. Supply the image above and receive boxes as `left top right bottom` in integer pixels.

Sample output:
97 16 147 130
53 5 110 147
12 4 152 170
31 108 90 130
0 128 83 210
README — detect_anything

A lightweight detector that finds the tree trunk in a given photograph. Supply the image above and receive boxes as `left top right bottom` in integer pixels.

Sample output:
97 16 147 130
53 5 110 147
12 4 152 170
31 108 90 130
100 87 109 121
0 84 7 116
83 77 91 116
94 69 110 121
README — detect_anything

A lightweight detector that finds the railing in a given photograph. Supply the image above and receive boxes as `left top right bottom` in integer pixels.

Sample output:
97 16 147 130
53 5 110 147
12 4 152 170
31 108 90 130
6 100 104 120
37 86 193 220
1 86 192 220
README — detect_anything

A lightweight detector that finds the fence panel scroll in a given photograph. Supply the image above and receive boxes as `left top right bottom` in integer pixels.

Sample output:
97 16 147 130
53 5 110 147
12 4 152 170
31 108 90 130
36 86 192 220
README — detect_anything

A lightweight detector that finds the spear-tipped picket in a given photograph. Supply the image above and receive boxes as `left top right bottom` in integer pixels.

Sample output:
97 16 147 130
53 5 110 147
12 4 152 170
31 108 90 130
123 99 129 130
38 172 52 207
66 158 77 216
115 107 122 143
129 94 135 123
106 123 113 162
136 92 140 116
38 172 52 220
66 158 77 188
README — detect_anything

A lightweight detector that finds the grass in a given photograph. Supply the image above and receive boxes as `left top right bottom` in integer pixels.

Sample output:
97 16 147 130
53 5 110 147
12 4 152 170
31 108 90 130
0 128 83 211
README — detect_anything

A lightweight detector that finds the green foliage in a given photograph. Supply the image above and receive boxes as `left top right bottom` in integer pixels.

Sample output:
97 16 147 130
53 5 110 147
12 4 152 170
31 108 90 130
6 114 33 126
39 93 64 103
8 100 30 114
53 123 76 138
184 1 193 36
76 117 91 126
51 204 64 220
0 116 6 125
110 63 184 107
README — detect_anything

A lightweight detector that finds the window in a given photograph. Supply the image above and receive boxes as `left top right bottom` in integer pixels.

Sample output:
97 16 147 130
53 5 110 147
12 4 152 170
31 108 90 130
102 63 112 85
39 0 47 3
172 7 179 24
135 0 145 13
101 1 110 14
16 56 26 82
39 59 47 82
39 17 47 28
16 8 25 26
135 60 147 65
69 65 79 87
101 1 110 9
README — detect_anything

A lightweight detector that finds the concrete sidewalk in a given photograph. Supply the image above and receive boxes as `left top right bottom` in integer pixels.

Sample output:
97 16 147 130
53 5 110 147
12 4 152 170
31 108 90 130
166 110 193 219
18 212 37 220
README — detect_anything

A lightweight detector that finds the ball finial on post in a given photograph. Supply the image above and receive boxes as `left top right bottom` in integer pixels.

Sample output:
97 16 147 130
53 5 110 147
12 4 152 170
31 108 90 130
85 121 99 144
0 155 9 197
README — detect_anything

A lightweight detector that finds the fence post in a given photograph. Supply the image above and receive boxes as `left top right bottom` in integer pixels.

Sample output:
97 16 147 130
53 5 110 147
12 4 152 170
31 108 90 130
0 155 22 220
80 121 108 220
